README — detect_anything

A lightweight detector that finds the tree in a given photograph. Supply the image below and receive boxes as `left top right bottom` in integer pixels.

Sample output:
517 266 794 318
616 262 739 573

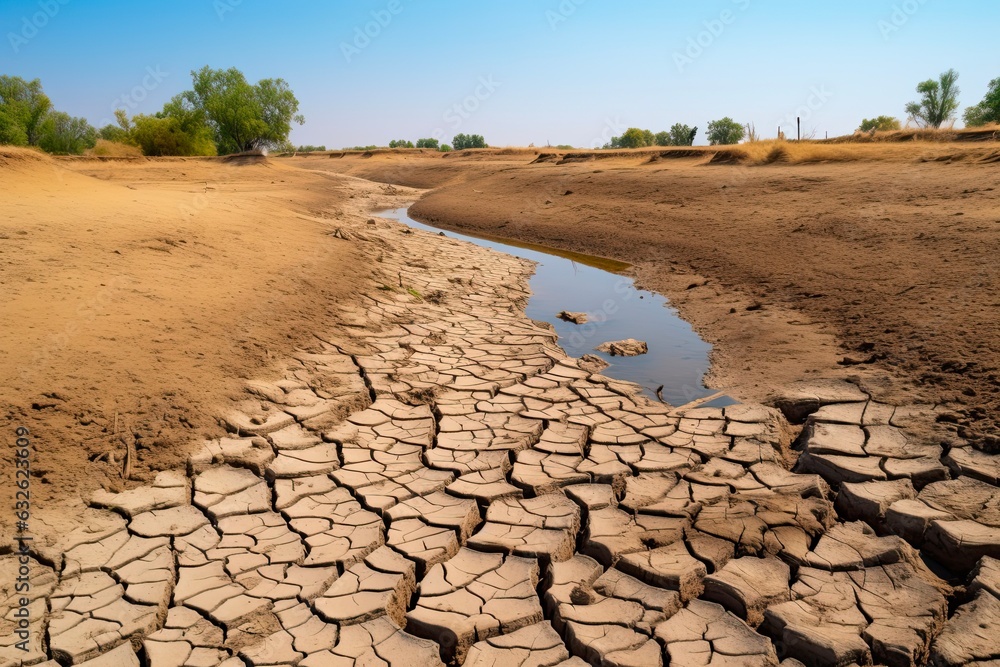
37 111 96 154
0 75 52 145
415 137 439 149
858 116 902 132
654 131 670 146
388 139 413 148
439 144 452 152
905 69 960 128
706 117 744 145
183 66 304 153
963 77 1000 127
296 144 327 152
453 133 486 149
615 127 651 148
669 123 697 146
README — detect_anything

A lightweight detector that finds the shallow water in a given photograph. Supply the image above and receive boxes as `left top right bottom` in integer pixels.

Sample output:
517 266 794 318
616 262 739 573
379 208 730 407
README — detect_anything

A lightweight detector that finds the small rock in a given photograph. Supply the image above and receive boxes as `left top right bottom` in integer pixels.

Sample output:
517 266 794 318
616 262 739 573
557 311 588 324
595 339 648 357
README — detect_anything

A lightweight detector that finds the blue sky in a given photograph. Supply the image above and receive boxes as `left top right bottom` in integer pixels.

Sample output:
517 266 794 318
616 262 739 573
1 0 997 147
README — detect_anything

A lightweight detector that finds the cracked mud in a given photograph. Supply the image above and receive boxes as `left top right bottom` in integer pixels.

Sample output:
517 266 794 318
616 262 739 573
2 213 998 667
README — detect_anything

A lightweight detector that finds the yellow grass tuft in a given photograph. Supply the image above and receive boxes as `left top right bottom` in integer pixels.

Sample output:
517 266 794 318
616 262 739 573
89 139 143 157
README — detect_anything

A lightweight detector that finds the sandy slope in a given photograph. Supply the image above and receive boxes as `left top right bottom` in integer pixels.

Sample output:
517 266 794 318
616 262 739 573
293 146 1000 448
0 149 410 522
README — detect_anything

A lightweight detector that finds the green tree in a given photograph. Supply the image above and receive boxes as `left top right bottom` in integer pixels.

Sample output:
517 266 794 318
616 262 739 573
453 133 486 149
0 75 52 145
905 69 960 129
439 144 452 152
654 131 670 146
183 66 304 153
668 123 697 146
37 111 97 154
388 139 414 148
963 77 1000 127
415 137 439 149
706 117 744 145
858 116 902 132
295 144 327 152
615 127 651 148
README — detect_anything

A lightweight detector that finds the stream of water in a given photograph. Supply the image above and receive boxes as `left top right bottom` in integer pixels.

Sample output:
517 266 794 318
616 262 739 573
379 207 731 408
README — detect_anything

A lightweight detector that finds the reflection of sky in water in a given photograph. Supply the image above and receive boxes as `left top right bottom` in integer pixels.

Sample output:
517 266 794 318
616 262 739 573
379 208 728 407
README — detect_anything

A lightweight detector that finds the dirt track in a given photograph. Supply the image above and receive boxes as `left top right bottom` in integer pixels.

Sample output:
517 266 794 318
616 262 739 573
293 146 1000 449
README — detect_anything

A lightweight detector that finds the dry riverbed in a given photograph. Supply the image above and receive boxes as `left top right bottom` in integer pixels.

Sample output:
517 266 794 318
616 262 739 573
1 151 998 667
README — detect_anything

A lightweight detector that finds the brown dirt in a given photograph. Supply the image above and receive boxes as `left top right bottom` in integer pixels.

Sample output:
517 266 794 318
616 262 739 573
287 145 1000 449
0 148 414 531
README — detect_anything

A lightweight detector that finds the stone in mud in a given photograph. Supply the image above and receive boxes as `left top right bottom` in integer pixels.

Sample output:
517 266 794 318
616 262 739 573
595 338 648 356
557 310 588 324
578 353 609 373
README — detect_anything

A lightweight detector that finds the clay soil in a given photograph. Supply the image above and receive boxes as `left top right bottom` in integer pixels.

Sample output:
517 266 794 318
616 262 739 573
293 144 1000 449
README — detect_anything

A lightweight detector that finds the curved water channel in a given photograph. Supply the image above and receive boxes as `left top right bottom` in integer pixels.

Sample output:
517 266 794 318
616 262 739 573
379 207 731 408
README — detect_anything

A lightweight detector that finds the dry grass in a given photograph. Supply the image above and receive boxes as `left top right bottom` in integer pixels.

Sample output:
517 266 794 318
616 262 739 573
709 138 1000 165
89 140 143 157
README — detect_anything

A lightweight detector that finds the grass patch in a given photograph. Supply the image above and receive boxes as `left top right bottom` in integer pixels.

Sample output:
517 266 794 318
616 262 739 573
89 139 143 157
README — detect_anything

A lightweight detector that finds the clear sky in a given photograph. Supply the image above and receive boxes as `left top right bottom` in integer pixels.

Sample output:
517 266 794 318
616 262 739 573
2 0 998 147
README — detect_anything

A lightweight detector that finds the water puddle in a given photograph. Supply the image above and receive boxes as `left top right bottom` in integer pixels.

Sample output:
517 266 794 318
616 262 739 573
378 207 731 408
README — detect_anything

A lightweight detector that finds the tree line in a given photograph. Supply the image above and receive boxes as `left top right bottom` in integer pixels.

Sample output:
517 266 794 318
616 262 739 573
0 67 304 156
860 69 999 133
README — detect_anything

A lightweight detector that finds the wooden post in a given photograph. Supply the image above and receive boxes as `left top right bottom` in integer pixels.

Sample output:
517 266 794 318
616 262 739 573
797 117 801 141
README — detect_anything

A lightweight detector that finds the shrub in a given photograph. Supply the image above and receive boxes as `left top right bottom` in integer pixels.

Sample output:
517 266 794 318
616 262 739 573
439 144 452 152
415 137 439 149
296 144 327 152
706 117 745 145
858 116 902 132
388 139 413 148
129 114 216 156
